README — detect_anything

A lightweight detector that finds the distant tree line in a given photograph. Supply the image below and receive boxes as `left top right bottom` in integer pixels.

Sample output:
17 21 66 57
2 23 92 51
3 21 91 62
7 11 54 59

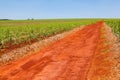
27 18 34 20
0 19 10 20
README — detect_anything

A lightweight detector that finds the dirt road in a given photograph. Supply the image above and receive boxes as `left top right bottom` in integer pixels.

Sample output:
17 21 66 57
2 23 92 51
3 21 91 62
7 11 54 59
0 21 110 80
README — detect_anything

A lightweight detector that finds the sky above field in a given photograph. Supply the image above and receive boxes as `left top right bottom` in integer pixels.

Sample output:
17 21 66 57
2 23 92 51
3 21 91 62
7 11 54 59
0 0 120 19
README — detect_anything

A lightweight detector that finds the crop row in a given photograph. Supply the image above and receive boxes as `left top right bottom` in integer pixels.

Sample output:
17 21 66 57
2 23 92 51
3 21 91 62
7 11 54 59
0 19 120 49
105 19 120 37
0 19 97 49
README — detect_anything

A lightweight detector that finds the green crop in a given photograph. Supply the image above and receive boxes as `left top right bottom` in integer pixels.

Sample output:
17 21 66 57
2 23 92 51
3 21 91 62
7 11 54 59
105 19 120 37
0 19 98 49
0 19 120 49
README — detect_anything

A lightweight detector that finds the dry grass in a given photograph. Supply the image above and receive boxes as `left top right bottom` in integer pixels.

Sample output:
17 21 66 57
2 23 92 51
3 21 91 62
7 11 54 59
104 24 120 80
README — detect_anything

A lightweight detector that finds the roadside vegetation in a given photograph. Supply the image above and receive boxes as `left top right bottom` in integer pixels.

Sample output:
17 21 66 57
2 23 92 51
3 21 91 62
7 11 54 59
0 19 98 49
0 19 120 49
105 19 120 37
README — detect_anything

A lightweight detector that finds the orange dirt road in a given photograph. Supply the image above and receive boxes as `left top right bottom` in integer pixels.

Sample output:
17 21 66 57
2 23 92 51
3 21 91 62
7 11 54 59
0 21 106 80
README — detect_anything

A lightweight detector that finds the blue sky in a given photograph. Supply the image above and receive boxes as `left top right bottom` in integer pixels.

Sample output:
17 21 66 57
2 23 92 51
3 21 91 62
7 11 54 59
0 0 120 19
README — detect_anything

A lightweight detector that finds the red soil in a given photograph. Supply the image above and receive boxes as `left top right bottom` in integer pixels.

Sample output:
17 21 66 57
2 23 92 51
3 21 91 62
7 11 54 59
0 21 112 80
0 38 38 56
